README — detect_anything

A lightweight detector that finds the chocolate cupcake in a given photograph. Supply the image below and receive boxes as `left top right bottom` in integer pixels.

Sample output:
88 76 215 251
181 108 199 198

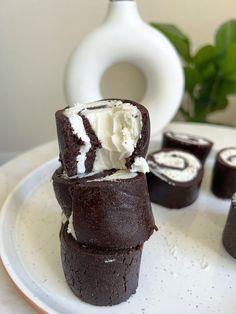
56 99 150 177
53 167 156 249
162 131 213 164
211 147 236 199
60 222 142 306
146 149 203 209
222 193 236 259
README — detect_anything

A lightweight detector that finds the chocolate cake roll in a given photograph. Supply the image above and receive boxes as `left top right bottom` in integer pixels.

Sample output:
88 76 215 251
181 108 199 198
52 167 116 218
53 98 156 306
53 167 156 248
211 147 236 199
162 131 213 163
222 194 236 259
146 149 203 208
52 168 77 218
55 99 150 177
60 222 142 306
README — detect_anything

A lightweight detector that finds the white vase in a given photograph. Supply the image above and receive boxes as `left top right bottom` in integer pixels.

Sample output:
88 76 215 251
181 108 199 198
64 0 184 135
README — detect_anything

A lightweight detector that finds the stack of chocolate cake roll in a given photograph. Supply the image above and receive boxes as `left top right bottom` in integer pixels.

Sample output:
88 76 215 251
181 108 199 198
52 99 156 306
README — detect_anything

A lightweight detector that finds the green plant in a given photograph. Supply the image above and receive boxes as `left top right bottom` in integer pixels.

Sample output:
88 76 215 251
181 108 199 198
151 20 236 123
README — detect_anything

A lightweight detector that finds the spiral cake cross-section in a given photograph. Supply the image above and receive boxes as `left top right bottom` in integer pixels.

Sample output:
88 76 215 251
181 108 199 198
146 149 203 208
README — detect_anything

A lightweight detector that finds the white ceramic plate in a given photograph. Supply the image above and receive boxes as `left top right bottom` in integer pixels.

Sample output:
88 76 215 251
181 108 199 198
0 151 236 314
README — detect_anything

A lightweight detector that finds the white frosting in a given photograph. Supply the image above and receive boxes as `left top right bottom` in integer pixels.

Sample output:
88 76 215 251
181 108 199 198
67 214 77 240
104 259 116 263
64 100 149 174
61 212 77 240
149 150 201 183
167 131 210 145
85 100 143 171
61 170 100 180
64 106 91 173
232 193 236 204
89 170 137 182
220 148 236 167
131 157 149 173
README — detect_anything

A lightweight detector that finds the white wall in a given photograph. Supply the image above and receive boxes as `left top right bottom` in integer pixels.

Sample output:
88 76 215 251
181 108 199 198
1 0 236 154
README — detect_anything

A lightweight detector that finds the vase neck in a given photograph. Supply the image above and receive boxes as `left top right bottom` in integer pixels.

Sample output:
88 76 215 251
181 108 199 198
105 0 141 24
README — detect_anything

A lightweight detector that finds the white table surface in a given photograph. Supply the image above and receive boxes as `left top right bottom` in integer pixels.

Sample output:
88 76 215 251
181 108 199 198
0 122 236 314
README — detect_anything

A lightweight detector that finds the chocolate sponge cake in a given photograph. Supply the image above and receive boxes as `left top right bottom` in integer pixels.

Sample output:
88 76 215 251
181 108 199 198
222 194 236 259
60 223 142 306
211 147 236 199
52 167 116 218
53 167 156 249
56 99 150 177
146 149 203 208
162 131 213 164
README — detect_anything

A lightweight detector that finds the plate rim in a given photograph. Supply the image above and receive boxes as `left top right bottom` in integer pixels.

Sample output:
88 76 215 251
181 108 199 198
0 158 58 314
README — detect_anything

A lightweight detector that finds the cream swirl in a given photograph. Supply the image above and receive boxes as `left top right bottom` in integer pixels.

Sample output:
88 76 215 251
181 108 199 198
148 150 201 183
220 148 236 167
166 131 210 145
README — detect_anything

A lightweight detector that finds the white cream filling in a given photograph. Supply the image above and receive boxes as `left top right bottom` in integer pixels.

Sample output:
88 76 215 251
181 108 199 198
64 107 91 173
167 131 209 145
64 100 147 174
220 148 236 167
85 100 143 171
61 212 77 240
149 150 201 182
131 157 149 173
232 192 236 204
104 259 116 263
88 170 137 182
67 214 77 240
61 170 100 180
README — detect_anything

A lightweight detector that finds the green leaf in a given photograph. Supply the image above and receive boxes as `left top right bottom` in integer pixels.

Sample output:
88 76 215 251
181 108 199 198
214 79 236 109
150 19 236 123
215 20 236 56
184 66 200 94
193 45 217 80
219 42 236 80
150 23 191 62
194 77 231 120
193 45 216 68
218 79 236 94
199 63 217 80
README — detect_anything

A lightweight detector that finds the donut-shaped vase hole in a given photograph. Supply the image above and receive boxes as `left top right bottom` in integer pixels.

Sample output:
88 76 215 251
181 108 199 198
100 62 147 102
